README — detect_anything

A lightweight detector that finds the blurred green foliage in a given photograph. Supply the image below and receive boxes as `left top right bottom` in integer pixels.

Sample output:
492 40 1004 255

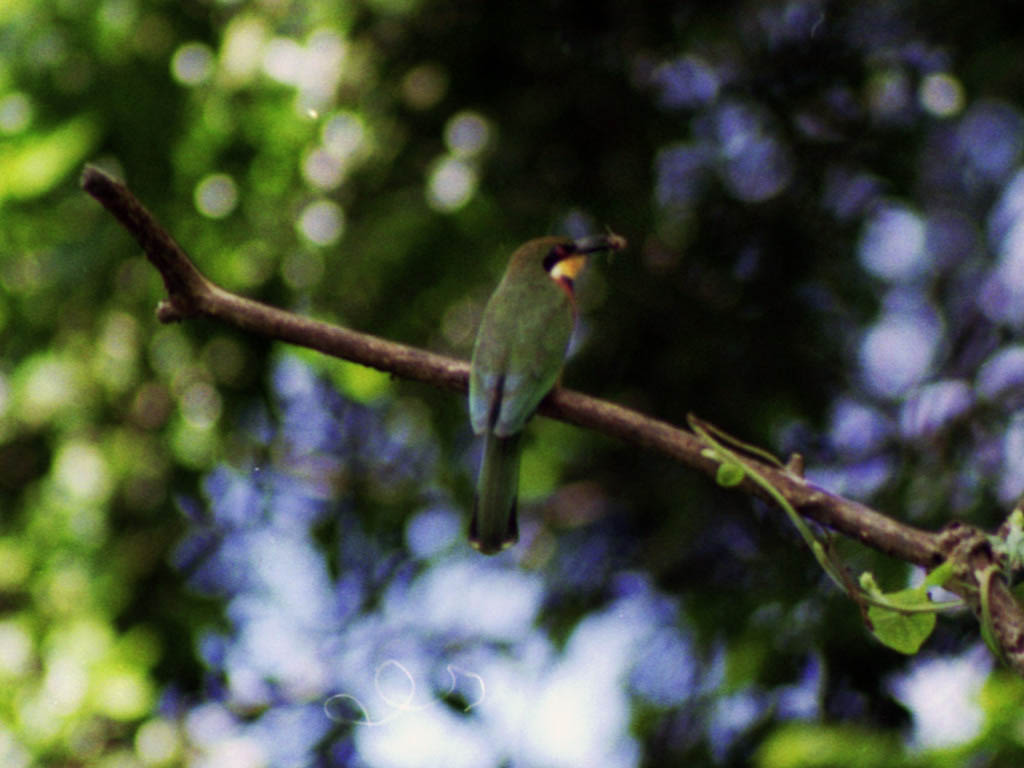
6 0 1024 765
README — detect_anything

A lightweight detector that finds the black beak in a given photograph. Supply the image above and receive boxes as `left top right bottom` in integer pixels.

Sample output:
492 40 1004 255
572 232 628 255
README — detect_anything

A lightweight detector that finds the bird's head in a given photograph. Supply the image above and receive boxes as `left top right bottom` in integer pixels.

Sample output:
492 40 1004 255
523 232 628 292
543 232 626 282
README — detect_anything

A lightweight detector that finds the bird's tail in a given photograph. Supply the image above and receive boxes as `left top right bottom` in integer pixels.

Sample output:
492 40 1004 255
470 430 521 554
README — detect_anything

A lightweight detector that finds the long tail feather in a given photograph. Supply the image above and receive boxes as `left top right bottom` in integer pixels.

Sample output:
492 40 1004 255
470 430 521 554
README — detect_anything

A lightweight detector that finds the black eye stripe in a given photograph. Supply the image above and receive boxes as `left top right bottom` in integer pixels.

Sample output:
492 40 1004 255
542 243 576 272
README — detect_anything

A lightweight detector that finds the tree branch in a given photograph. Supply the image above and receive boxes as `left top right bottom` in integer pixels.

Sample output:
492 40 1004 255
81 163 1024 672
80 166 467 391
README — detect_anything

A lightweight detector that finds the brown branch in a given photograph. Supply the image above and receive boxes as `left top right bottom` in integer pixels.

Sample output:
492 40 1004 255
80 165 468 391
81 163 1024 672
938 521 1024 669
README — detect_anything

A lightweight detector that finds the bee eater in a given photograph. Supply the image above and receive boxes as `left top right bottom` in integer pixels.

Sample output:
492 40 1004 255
468 233 626 554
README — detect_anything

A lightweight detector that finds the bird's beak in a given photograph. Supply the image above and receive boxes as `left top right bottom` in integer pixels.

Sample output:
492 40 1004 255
572 232 628 255
549 232 628 282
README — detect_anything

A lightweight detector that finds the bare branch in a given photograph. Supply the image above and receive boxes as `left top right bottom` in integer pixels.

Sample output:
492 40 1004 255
76 163 945 564
81 165 210 318
82 163 1024 672
80 165 467 391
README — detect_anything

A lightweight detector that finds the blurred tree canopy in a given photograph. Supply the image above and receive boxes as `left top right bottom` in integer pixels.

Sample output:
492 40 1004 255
5 0 1024 765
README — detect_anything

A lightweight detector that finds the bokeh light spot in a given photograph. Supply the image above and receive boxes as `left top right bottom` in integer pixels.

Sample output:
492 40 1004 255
980 219 1024 328
54 441 112 503
401 63 448 110
444 111 490 157
0 619 34 677
94 666 154 720
302 147 344 190
918 73 964 118
858 204 927 282
653 54 720 109
977 346 1024 400
957 100 1023 182
298 28 346 107
322 112 365 156
180 382 222 429
296 199 345 246
887 648 988 748
16 354 81 426
171 42 214 85
194 174 238 219
828 399 891 458
100 311 140 362
1002 417 1024 503
709 102 792 201
406 507 460 558
220 15 268 85
427 157 477 211
135 718 183 765
197 735 268 768
43 656 88 714
262 37 305 85
860 311 940 398
899 379 973 439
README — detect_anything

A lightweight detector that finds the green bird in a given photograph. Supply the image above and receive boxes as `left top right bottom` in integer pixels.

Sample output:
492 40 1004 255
468 233 626 554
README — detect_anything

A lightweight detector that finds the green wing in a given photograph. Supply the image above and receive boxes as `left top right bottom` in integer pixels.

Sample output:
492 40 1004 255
470 283 573 437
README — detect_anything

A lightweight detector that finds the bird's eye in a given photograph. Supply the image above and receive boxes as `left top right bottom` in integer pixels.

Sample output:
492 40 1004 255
543 243 575 272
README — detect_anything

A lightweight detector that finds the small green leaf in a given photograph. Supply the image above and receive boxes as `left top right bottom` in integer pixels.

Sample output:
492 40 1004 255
923 559 954 589
867 588 936 654
859 571 881 596
716 462 746 487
